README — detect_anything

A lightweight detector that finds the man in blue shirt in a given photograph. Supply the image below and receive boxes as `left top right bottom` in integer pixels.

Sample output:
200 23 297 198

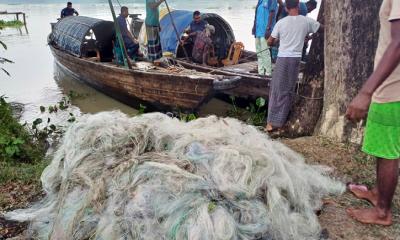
145 0 165 61
117 6 140 59
252 0 278 76
60 2 79 18
183 11 208 43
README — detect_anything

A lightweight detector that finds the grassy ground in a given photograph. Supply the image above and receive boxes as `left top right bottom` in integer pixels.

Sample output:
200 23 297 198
0 97 47 238
0 20 24 29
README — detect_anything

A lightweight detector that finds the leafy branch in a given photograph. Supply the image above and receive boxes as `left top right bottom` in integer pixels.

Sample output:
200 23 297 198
0 40 13 76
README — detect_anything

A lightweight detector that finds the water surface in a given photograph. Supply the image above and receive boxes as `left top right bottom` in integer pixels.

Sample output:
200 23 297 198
0 0 319 122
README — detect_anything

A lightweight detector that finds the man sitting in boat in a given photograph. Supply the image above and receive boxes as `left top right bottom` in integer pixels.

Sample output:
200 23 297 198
60 2 79 18
192 25 215 66
182 11 208 43
117 6 140 59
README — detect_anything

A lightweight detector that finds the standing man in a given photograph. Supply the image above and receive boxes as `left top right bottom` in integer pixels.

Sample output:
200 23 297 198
183 11 208 43
274 0 317 62
278 0 317 19
265 0 321 132
60 2 79 18
117 6 140 59
346 0 400 226
145 0 165 61
252 0 278 76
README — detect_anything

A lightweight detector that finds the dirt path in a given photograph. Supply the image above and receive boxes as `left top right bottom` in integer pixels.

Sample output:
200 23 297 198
0 183 42 239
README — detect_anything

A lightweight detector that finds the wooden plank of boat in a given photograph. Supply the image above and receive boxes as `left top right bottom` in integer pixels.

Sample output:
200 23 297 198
175 59 270 99
50 45 218 111
221 61 258 74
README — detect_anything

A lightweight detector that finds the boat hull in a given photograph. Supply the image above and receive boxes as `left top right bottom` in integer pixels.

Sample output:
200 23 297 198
176 58 270 100
50 45 216 111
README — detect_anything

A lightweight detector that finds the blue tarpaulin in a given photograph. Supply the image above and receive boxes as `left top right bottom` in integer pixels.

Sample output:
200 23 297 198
157 10 236 58
159 10 193 53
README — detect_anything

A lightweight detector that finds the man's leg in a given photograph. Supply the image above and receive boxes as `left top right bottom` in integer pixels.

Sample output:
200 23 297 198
347 102 400 226
260 37 272 76
266 57 290 130
255 38 264 75
202 45 210 66
347 158 398 225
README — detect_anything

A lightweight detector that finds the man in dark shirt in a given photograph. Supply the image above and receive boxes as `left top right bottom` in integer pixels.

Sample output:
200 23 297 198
183 11 208 43
60 2 79 18
116 6 140 59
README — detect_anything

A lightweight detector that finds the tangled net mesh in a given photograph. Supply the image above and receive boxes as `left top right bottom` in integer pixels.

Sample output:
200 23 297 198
5 112 344 240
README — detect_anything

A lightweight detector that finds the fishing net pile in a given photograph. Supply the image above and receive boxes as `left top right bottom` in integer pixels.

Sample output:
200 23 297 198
5 112 345 240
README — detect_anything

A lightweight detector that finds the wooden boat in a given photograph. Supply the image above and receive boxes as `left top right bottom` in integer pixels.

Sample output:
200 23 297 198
134 10 271 100
49 16 240 111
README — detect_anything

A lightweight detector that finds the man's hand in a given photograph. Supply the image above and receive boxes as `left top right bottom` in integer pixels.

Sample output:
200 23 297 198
267 36 275 46
345 92 372 123
265 28 272 39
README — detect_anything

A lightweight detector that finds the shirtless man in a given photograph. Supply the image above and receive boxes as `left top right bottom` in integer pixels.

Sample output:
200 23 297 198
346 0 400 226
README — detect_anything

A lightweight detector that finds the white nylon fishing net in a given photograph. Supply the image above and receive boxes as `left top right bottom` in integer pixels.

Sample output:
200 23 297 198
5 112 344 240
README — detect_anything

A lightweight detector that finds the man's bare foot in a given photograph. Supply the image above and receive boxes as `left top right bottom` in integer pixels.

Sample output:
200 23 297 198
346 208 393 226
265 123 274 132
347 184 378 206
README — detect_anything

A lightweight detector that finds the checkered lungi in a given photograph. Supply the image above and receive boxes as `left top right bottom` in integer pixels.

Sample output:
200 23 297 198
146 25 162 61
267 57 301 127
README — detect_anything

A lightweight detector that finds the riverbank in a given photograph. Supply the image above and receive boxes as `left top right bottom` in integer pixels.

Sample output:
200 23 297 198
0 97 47 238
0 132 399 239
0 96 47 183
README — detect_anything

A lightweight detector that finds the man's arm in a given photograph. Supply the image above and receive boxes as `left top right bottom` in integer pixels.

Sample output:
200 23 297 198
60 10 64 19
346 20 400 122
265 10 275 39
265 0 278 39
122 23 137 43
148 0 165 9
128 30 137 43
74 9 79 16
267 20 279 46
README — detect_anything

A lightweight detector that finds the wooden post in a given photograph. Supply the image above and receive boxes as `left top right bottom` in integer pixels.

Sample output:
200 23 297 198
23 13 26 25
164 0 190 60
16 13 19 21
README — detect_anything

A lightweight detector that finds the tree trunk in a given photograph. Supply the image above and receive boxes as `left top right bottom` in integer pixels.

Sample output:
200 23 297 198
317 0 382 143
283 0 325 138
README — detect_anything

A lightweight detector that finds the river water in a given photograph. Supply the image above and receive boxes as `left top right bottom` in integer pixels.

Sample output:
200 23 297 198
0 0 319 123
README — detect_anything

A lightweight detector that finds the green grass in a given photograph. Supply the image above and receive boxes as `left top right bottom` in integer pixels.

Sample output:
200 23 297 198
0 20 24 29
0 96 47 184
0 160 49 184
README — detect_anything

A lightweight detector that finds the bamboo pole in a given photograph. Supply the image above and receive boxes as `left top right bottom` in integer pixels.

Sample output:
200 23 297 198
107 0 132 69
164 0 190 60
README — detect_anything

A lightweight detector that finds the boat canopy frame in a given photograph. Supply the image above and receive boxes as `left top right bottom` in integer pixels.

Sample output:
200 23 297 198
50 16 115 59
